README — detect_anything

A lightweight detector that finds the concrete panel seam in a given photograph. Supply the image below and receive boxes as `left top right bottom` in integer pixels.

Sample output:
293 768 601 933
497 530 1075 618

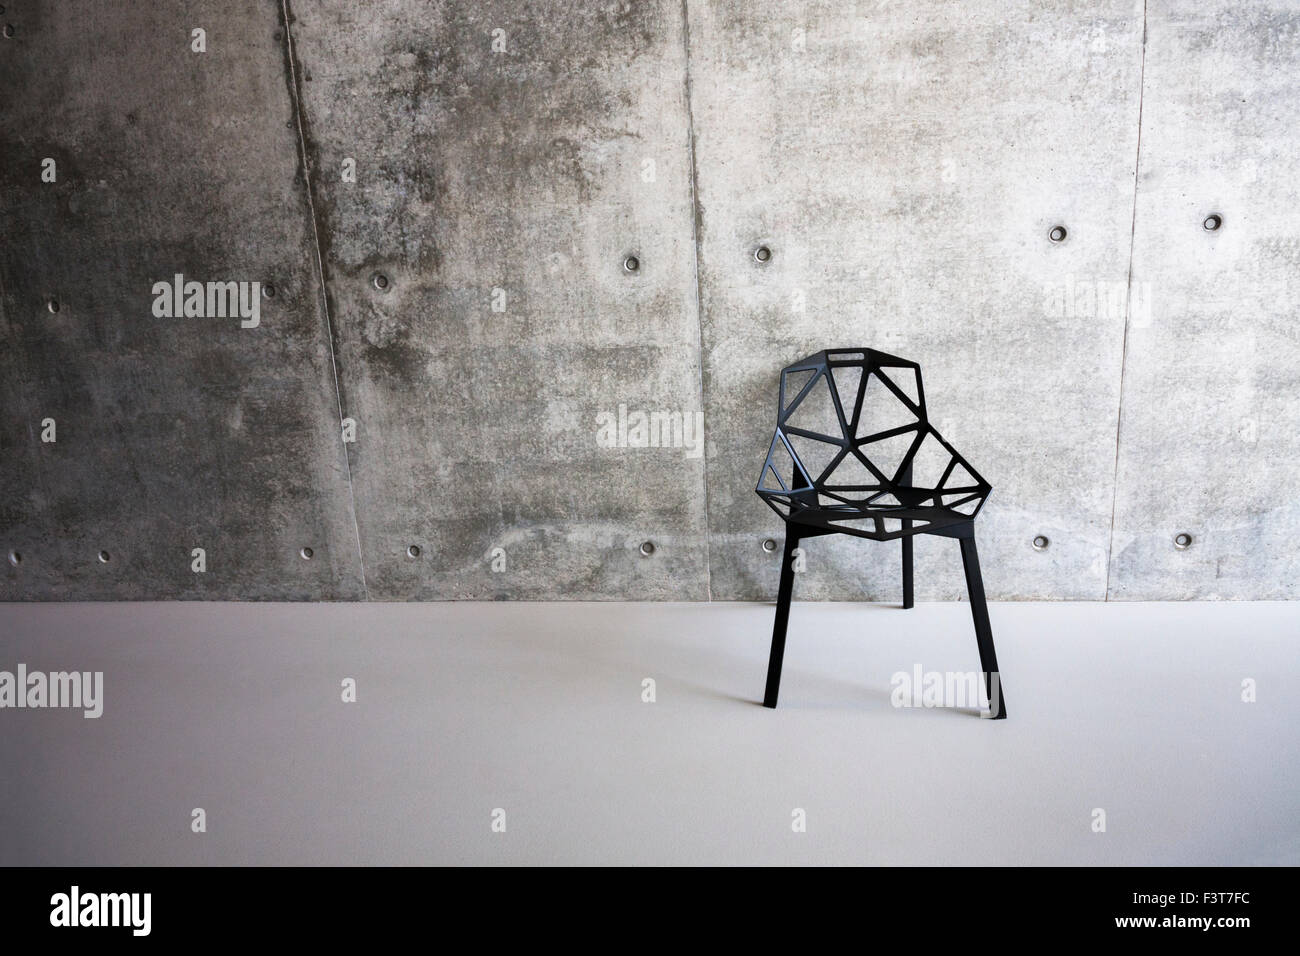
1105 0 1149 603
680 0 712 601
279 0 369 599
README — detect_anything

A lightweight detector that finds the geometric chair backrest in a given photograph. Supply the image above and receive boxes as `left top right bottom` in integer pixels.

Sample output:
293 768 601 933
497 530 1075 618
756 349 991 538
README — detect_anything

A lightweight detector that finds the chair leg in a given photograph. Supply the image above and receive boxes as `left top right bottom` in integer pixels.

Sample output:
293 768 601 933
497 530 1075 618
958 534 1007 719
763 530 799 709
901 529 914 609
900 462 914 608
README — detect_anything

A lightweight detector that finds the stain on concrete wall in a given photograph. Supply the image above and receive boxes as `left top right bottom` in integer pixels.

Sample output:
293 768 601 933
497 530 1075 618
0 0 1294 601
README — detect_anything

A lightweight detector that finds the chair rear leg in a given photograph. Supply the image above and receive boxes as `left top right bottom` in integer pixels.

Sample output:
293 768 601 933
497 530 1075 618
958 533 1007 719
899 463 914 609
901 527 914 609
763 530 800 708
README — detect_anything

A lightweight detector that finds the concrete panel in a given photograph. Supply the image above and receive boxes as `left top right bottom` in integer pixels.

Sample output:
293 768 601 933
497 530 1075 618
687 0 1145 600
0 2 365 599
288 1 708 598
1108 0 1300 599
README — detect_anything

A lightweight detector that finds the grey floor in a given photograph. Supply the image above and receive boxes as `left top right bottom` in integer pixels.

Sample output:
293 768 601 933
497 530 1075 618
0 600 1295 866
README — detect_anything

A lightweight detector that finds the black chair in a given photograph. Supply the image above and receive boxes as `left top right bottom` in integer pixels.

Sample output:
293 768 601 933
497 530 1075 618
755 348 1006 718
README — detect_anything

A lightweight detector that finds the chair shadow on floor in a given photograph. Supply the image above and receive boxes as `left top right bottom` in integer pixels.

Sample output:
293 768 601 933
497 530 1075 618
672 655 987 719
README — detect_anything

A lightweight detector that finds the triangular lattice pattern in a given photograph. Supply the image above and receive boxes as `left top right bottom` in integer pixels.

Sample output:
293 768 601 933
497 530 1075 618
756 349 990 540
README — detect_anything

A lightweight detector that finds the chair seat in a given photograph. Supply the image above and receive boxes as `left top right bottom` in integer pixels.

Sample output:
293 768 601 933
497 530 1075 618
781 489 974 540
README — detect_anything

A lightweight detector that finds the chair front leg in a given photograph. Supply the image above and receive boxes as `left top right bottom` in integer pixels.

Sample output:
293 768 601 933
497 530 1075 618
763 529 800 709
958 532 1006 719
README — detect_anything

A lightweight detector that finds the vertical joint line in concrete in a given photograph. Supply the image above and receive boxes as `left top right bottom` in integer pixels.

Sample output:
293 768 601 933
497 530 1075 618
279 0 369 599
1105 0 1148 602
679 0 712 601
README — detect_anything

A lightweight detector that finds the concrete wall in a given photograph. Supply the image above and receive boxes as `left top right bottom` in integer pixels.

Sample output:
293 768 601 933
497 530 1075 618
1 0 1295 601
